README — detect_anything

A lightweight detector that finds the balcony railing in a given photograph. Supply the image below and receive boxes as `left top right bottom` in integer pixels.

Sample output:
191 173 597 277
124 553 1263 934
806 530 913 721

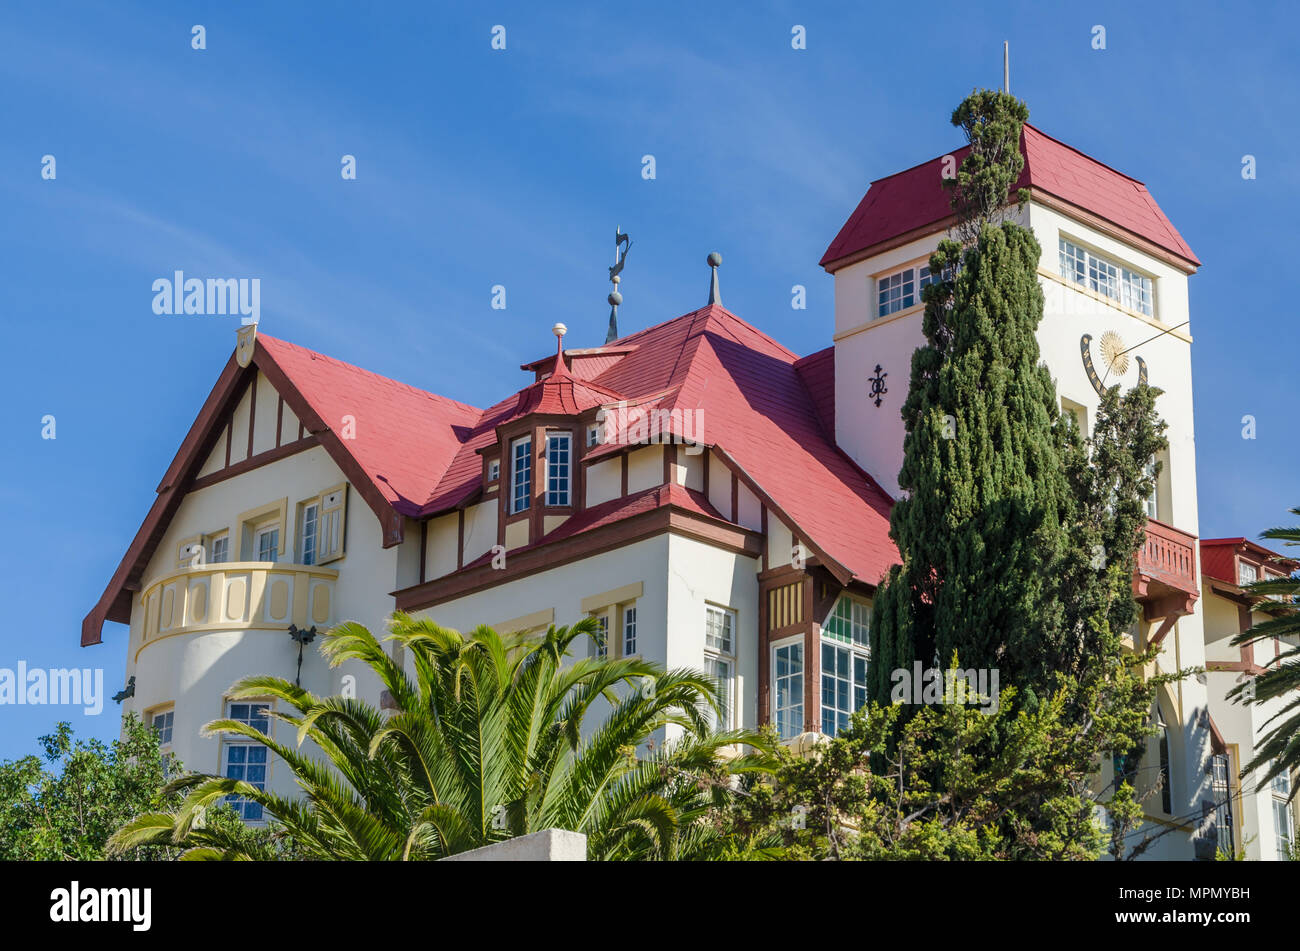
137 562 338 655
1133 518 1198 620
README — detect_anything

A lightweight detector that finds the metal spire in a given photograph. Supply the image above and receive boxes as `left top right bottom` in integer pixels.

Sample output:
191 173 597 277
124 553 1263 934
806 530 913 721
1003 41 1009 94
706 251 722 305
606 228 631 344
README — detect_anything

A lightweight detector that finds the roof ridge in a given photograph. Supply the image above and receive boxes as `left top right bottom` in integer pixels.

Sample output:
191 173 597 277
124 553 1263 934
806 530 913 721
258 333 483 416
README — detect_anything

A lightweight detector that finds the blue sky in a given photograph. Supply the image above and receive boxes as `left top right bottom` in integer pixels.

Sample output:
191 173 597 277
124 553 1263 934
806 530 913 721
1 0 1296 759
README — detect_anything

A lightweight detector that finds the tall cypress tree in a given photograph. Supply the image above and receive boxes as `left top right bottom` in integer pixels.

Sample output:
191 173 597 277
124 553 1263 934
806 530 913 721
869 91 1073 703
869 91 1169 705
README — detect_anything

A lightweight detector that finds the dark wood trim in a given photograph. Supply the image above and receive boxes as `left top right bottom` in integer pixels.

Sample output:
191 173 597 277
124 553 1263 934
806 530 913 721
190 436 318 491
702 449 710 501
418 520 428 585
1206 660 1268 676
275 395 284 448
298 419 304 441
803 575 820 734
224 419 232 468
255 340 407 548
730 471 738 523
712 446 853 585
395 505 761 612
761 507 769 571
246 372 257 461
662 443 677 485
621 453 629 497
457 509 465 570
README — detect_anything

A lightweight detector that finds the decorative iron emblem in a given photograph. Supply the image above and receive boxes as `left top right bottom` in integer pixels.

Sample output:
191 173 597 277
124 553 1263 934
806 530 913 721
868 364 888 408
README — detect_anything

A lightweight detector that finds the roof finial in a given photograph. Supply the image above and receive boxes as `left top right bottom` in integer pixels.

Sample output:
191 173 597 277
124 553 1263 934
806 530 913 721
1003 41 1009 94
706 251 722 305
606 227 631 344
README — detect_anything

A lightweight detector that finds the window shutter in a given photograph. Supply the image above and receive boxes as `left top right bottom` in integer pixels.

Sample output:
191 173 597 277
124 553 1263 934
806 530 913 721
318 485 347 563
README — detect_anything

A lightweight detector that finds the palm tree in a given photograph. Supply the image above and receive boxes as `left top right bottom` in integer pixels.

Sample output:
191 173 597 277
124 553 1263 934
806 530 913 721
109 613 774 860
1228 508 1300 800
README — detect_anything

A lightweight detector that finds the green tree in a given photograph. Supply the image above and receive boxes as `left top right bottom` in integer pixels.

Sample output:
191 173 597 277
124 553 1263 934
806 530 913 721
1227 508 1300 798
870 90 1075 699
0 716 278 860
111 614 774 860
721 655 1175 860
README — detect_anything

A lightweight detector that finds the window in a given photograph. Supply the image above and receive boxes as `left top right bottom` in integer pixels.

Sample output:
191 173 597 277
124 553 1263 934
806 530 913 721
704 606 736 732
772 640 804 741
1143 460 1160 521
546 432 571 506
488 459 500 482
1156 708 1172 814
1239 561 1259 587
209 533 229 565
222 702 271 822
622 605 637 656
1211 753 1235 857
1059 238 1153 316
823 595 870 647
591 613 609 658
705 655 734 732
151 708 174 746
1273 764 1294 859
511 436 532 513
877 267 917 317
318 487 346 562
255 527 279 563
705 605 733 654
820 596 870 737
300 502 318 566
587 424 601 448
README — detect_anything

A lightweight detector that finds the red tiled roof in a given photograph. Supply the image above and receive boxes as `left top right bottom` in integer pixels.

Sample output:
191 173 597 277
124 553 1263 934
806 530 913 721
274 303 897 586
820 123 1199 271
258 335 482 516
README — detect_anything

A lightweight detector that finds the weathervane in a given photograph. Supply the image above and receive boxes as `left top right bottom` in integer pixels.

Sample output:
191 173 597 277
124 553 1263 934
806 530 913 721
606 227 631 344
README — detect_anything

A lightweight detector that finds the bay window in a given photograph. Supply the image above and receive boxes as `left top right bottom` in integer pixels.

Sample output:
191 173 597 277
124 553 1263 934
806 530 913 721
510 436 532 513
772 639 804 741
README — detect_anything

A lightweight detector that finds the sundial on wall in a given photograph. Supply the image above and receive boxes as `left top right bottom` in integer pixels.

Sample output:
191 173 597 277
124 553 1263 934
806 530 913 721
1080 331 1147 396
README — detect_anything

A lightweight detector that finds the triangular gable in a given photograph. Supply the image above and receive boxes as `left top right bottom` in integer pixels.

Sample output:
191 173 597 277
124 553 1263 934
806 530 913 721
82 333 480 645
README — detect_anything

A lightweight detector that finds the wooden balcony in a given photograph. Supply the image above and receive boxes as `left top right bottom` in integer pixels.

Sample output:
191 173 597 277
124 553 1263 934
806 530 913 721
1133 518 1199 621
137 562 338 657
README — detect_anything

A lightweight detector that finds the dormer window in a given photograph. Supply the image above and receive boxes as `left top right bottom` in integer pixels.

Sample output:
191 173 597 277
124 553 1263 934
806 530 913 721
510 437 532 514
1239 561 1259 587
1058 237 1153 317
546 432 571 506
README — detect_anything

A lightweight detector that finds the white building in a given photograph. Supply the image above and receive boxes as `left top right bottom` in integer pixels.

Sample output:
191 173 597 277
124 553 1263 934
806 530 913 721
1199 538 1299 859
84 120 1279 858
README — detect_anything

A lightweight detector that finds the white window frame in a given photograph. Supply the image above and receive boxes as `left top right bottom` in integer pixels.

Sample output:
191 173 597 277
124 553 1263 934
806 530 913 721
487 459 500 483
300 501 319 566
1239 560 1259 587
622 604 638 657
546 431 572 506
820 595 870 737
221 700 272 823
1058 237 1154 317
877 266 918 318
510 436 532 514
587 424 601 448
1143 459 1160 521
254 525 280 564
150 706 174 747
1272 764 1294 858
208 532 229 565
771 636 804 742
704 605 737 732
